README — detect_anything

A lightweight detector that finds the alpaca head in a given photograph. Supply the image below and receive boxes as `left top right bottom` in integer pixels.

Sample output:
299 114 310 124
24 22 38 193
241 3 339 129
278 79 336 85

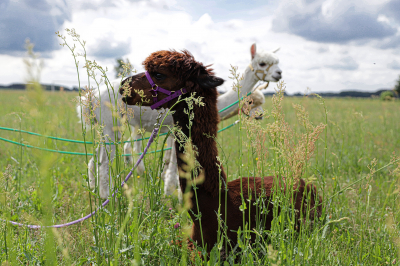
120 50 224 108
250 43 282 82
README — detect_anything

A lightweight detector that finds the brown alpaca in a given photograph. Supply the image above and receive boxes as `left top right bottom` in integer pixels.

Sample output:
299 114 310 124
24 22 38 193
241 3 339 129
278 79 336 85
120 50 322 252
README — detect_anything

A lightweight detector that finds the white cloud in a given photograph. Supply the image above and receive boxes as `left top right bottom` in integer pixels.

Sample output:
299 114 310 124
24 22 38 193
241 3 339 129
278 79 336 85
326 56 359 70
1 0 400 94
388 60 400 69
0 0 70 53
272 0 398 44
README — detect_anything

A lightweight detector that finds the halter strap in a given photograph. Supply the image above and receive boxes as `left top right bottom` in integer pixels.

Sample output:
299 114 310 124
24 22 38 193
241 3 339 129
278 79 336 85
249 63 254 71
249 63 273 81
145 71 188 110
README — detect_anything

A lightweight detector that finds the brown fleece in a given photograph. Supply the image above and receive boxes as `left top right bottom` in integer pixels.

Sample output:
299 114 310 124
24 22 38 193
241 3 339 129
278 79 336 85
120 50 322 253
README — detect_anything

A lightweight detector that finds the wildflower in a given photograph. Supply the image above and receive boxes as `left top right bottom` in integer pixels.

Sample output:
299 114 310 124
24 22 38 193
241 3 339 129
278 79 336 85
137 175 140 179
169 208 173 211
332 178 335 180
174 223 180 229
255 157 259 161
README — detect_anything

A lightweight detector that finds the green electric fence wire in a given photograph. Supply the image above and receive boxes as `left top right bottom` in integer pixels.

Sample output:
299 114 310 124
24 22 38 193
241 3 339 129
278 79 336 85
0 136 172 156
218 91 252 113
0 126 167 144
0 120 239 156
0 91 251 145
0 136 95 156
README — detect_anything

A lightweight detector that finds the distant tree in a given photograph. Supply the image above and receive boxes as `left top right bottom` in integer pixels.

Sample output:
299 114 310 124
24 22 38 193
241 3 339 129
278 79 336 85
114 58 132 78
380 90 394 101
395 75 400 96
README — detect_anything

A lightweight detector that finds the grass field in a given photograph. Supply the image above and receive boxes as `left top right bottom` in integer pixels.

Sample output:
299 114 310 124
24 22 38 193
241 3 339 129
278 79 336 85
0 87 399 265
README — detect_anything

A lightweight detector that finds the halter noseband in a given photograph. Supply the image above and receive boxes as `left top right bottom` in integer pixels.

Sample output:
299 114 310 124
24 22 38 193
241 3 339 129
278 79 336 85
145 71 187 110
249 63 271 88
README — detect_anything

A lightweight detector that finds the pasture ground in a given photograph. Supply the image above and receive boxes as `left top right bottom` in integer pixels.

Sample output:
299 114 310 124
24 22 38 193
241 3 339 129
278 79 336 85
0 89 399 265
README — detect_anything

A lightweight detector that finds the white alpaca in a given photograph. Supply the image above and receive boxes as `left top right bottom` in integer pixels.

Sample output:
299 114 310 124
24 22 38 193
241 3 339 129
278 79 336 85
78 43 282 200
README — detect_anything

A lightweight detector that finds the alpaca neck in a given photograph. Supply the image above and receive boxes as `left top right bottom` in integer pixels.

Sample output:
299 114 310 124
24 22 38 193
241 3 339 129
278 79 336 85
172 90 227 198
217 66 258 118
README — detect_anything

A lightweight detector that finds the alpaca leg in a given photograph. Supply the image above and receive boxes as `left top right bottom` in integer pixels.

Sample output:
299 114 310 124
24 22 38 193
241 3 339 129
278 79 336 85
163 138 176 195
124 137 133 165
98 143 119 199
134 135 146 175
88 156 96 190
98 128 119 199
161 136 174 180
98 145 111 199
164 142 182 203
124 127 135 165
177 186 183 204
164 151 178 195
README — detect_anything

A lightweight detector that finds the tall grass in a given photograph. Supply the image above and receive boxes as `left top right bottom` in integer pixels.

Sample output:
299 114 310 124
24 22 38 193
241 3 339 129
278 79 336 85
0 30 399 265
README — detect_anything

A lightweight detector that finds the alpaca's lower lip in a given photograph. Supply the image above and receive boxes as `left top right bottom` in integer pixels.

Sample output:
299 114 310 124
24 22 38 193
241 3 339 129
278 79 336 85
122 96 130 103
272 75 281 81
121 92 136 103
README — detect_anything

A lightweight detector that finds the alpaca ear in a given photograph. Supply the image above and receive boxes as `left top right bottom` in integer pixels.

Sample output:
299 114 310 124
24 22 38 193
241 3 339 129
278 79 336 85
250 43 256 59
197 75 224 89
272 47 280 53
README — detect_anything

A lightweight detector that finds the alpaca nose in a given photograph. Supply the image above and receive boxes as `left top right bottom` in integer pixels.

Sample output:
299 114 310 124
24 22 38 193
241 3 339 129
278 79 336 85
120 88 136 102
273 69 282 80
120 73 143 98
121 95 126 103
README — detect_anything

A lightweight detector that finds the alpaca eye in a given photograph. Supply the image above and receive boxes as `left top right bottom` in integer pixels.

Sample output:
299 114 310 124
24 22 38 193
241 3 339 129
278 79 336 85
154 73 165 80
259 62 266 67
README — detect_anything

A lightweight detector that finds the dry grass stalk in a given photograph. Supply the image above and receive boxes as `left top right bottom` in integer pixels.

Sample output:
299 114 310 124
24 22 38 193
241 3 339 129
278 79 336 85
242 81 326 182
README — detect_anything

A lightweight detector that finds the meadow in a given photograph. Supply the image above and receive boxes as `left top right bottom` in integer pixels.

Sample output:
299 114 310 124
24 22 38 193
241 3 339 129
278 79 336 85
0 83 399 265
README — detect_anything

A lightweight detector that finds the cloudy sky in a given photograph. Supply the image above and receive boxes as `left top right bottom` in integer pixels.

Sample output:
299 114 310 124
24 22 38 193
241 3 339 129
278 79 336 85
1 0 400 94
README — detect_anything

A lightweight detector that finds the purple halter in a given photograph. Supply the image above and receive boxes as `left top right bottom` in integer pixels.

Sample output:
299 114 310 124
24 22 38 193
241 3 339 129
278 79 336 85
145 71 187 110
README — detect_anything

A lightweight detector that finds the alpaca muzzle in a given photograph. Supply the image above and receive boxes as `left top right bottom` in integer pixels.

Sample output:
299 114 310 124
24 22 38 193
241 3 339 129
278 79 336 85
120 86 136 104
249 63 273 82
